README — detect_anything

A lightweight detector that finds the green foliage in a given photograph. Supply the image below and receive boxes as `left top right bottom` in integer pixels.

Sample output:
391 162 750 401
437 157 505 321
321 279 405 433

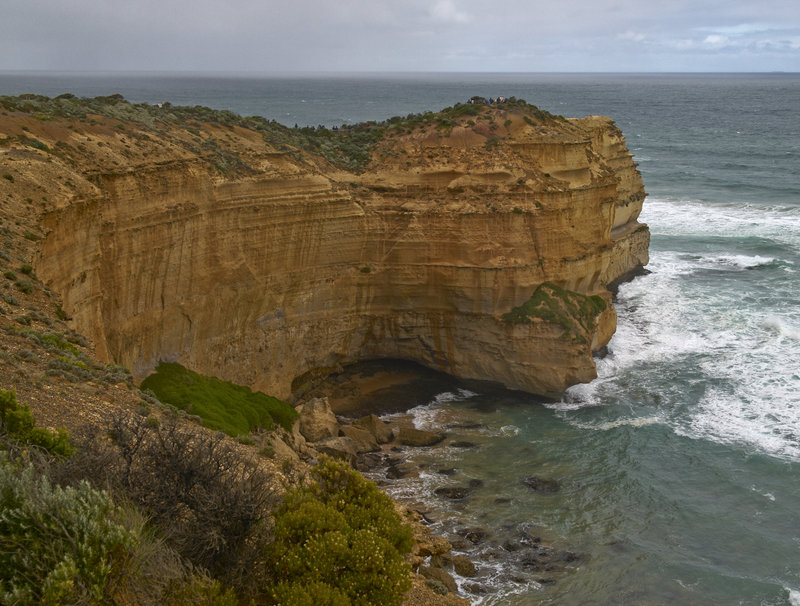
160 570 238 606
2 173 13 182
268 456 413 605
0 93 560 177
140 362 297 435
0 456 138 605
0 389 73 457
54 303 69 320
14 278 32 293
40 331 81 355
502 282 607 343
272 580 350 605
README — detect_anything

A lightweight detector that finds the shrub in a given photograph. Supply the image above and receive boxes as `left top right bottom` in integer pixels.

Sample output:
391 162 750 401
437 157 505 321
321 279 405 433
0 389 72 457
267 456 413 605
2 173 13 182
501 282 607 343
14 278 32 294
75 414 277 586
0 454 238 606
0 456 138 605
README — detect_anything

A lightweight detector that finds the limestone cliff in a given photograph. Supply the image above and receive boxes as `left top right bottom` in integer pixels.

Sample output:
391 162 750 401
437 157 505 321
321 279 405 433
0 95 648 400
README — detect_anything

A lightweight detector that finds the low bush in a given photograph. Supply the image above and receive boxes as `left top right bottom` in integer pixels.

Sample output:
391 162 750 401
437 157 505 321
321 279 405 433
0 456 138 605
0 454 239 606
267 456 413 605
68 414 277 587
0 388 72 457
502 282 607 342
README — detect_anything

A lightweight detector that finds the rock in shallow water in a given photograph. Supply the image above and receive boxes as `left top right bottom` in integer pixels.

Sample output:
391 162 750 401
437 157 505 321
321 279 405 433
352 413 394 444
523 475 561 493
399 426 446 447
434 486 472 500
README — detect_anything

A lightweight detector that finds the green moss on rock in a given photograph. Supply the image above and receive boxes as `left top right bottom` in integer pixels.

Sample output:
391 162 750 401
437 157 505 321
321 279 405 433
502 282 607 343
140 362 297 436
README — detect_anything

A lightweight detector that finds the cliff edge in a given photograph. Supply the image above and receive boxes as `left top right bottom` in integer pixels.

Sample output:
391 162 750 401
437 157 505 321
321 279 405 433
0 94 649 400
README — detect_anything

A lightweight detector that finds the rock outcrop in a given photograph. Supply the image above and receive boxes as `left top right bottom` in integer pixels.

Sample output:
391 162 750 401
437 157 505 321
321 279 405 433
1 95 648 400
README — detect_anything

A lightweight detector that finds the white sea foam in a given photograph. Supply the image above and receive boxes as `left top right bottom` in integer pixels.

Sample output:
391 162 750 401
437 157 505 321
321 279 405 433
556 197 800 461
788 587 800 606
642 197 800 248
699 253 778 269
750 486 777 502
569 416 662 431
762 316 800 341
406 389 478 430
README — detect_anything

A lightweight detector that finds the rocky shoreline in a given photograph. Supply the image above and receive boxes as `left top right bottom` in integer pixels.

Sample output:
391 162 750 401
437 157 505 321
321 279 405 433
296 359 589 603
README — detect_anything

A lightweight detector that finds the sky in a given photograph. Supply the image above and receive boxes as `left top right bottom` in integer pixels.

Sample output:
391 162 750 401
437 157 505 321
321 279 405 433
1 0 799 73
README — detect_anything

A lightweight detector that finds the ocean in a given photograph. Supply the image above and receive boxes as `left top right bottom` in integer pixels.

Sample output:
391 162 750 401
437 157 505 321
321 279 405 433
2 72 798 604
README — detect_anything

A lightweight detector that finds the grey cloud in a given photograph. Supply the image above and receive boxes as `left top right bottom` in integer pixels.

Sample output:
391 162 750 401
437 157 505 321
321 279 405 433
1 0 798 72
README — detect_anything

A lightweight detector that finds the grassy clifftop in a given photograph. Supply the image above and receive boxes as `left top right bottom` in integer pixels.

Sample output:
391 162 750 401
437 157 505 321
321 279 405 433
1 92 562 174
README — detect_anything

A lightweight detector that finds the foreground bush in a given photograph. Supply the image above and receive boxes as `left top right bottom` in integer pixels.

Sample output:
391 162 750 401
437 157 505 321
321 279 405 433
0 454 238 606
268 456 413 605
0 456 137 605
62 413 276 589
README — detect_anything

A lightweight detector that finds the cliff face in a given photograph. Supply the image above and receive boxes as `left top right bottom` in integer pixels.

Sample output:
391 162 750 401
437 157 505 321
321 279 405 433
2 97 648 399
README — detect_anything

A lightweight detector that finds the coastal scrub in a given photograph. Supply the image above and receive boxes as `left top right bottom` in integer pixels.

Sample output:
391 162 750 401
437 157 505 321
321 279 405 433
502 282 607 343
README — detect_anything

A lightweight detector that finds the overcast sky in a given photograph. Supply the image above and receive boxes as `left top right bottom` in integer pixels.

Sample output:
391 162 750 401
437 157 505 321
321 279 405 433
2 0 799 72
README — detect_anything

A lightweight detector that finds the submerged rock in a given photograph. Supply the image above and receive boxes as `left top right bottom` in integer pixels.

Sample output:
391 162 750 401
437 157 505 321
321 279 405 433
452 555 477 577
523 476 561 494
434 486 472 500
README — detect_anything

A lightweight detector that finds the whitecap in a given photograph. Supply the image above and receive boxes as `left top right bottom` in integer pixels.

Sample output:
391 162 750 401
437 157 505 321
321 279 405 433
402 389 478 430
680 384 800 462
788 587 800 606
750 486 777 502
569 416 662 431
641 197 800 248
762 316 800 341
701 253 777 269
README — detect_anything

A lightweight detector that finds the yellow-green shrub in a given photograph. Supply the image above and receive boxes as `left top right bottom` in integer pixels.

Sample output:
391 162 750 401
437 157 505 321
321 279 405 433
268 456 413 605
0 388 72 457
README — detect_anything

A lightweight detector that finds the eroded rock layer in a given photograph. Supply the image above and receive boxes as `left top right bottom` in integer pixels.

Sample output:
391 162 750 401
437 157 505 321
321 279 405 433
1 97 648 399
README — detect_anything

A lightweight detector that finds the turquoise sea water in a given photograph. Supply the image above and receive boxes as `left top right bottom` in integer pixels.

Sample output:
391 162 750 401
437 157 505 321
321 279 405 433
2 72 798 604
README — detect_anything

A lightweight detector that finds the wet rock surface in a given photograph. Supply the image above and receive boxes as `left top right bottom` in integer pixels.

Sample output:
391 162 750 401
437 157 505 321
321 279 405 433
313 364 591 603
523 475 561 494
356 431 590 603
